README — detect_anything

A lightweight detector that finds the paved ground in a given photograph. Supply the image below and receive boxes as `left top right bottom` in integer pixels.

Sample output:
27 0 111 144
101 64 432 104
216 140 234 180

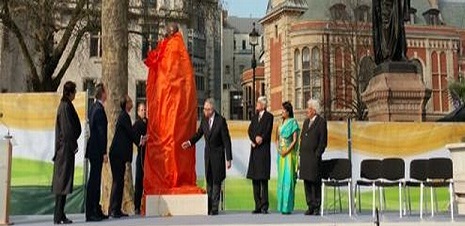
8 211 465 226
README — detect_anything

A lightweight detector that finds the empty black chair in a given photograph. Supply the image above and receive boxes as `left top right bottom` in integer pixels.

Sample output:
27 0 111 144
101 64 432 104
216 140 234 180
355 159 382 217
321 158 352 216
423 158 454 219
405 159 428 216
376 158 405 218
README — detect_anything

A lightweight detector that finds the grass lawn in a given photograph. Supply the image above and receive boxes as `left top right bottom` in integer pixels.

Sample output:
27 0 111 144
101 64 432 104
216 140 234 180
216 178 451 212
11 158 84 186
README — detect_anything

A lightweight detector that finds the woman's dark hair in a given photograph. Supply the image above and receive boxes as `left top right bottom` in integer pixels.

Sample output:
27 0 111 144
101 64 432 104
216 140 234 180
120 95 129 111
282 101 294 118
63 81 76 98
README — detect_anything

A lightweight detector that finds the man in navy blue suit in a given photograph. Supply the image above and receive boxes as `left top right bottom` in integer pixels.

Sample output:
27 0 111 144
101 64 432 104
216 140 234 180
85 83 108 221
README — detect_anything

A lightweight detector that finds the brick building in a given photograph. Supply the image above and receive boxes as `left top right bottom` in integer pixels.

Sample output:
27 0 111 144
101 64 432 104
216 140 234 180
260 0 465 121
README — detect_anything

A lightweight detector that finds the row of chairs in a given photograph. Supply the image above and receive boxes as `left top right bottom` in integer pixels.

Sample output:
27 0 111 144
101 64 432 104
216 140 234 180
320 157 454 219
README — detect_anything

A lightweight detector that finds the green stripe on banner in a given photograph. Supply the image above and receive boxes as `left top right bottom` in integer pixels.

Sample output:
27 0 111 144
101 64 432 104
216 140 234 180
10 186 84 215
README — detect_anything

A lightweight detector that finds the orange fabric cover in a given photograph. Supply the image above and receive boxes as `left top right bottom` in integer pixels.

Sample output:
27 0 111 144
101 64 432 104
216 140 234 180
144 32 203 195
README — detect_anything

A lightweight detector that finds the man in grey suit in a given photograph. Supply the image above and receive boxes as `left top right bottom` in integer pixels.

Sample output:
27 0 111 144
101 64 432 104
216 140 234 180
182 98 233 215
246 96 273 214
299 99 327 215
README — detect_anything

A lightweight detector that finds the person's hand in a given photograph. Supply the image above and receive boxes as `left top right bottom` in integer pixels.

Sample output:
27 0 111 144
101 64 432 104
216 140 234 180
103 154 109 163
251 142 256 148
280 150 288 157
226 160 232 169
255 136 263 145
181 141 191 150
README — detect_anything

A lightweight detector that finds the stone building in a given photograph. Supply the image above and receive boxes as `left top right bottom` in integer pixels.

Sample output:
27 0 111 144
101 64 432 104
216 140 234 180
0 0 222 118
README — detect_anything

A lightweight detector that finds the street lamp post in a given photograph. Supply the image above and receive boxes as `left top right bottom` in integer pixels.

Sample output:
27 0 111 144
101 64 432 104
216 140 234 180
249 22 259 117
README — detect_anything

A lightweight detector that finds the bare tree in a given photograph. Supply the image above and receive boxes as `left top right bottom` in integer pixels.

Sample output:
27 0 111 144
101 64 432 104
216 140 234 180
327 0 375 120
0 0 99 91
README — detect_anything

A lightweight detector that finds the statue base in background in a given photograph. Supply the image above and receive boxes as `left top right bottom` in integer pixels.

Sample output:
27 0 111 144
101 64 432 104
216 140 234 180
362 62 431 122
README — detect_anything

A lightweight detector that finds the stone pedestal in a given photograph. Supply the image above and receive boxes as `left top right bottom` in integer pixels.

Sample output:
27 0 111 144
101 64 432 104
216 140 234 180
362 62 431 122
145 194 208 216
447 143 465 215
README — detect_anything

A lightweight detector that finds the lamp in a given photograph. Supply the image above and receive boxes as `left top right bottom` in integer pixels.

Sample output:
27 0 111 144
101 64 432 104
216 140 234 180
249 22 260 117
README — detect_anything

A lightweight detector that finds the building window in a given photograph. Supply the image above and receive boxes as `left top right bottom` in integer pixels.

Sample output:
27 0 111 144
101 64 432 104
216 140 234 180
239 65 245 73
354 5 370 22
330 3 347 20
310 47 321 100
234 39 236 50
83 78 96 113
136 80 147 105
141 24 158 59
294 49 302 109
89 32 102 58
225 65 230 74
196 75 205 91
301 47 311 109
423 9 441 26
334 47 353 109
261 83 265 96
409 8 417 24
242 40 246 50
431 51 449 112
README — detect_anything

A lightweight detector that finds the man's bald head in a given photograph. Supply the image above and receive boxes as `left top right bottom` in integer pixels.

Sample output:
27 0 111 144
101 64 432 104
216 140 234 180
165 22 179 37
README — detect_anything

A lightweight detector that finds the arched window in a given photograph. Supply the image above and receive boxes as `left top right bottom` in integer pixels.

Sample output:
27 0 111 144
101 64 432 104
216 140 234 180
411 59 423 82
301 47 311 109
311 47 321 99
359 56 376 92
294 49 302 109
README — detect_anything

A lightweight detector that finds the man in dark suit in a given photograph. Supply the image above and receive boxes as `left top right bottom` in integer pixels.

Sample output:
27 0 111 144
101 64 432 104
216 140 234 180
108 95 143 218
299 99 327 216
52 81 81 224
246 96 273 214
85 83 108 221
132 102 147 215
182 98 233 216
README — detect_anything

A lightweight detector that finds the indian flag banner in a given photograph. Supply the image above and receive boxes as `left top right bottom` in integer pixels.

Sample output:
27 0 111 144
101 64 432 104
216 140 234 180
0 92 87 186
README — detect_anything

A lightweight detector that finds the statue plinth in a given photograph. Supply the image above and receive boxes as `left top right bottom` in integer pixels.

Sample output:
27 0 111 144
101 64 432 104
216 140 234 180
362 62 431 122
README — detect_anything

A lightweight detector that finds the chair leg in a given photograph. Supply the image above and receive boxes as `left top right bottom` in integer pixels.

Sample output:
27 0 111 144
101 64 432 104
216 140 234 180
431 187 434 217
372 183 376 218
420 183 424 219
358 185 361 213
333 186 336 214
338 186 342 212
321 183 325 216
398 182 402 218
450 182 454 220
348 182 352 217
407 186 412 215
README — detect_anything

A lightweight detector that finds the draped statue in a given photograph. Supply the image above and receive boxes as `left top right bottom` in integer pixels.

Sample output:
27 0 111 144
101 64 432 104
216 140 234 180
372 0 411 65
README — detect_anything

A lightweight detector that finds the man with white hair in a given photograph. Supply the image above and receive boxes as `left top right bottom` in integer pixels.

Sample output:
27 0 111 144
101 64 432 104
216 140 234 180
299 99 327 215
246 96 274 214
182 98 233 215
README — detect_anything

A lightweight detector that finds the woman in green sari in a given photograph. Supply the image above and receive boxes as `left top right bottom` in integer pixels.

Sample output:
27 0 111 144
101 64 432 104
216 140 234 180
276 101 300 214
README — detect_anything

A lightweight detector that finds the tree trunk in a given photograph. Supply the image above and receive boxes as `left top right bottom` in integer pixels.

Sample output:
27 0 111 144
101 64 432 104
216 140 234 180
100 0 132 215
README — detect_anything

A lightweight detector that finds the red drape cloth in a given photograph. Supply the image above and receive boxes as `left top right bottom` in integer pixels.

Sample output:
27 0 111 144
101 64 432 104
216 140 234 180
143 32 203 197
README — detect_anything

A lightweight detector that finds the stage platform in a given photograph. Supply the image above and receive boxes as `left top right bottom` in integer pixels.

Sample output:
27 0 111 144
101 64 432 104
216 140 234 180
8 211 465 226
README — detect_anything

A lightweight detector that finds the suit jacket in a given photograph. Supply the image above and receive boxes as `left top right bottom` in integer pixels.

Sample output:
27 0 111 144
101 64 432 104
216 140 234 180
85 101 108 160
189 112 232 183
246 111 273 180
52 97 82 194
132 117 147 159
299 114 328 181
110 111 138 163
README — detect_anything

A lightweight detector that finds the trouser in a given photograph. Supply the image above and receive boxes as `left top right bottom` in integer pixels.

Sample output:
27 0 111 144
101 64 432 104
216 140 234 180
304 180 322 210
54 194 67 221
109 158 125 214
252 179 269 211
86 157 103 217
206 164 221 213
134 151 144 211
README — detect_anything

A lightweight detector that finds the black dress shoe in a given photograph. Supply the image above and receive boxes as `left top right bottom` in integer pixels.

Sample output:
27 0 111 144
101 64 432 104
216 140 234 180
54 218 73 224
135 209 141 215
210 210 218 215
251 209 261 214
313 209 320 216
86 215 102 222
304 209 314 215
261 209 269 214
110 211 129 218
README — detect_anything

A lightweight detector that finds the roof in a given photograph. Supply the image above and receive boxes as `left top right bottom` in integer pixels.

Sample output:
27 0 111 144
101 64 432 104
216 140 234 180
225 16 263 34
